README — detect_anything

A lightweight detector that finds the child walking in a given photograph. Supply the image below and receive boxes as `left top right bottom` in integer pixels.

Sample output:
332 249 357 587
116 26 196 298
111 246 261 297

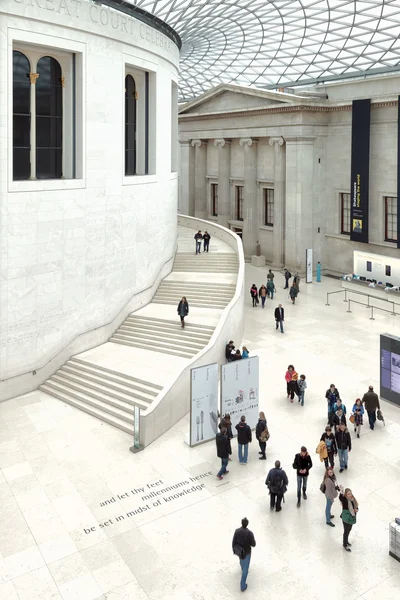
298 374 307 406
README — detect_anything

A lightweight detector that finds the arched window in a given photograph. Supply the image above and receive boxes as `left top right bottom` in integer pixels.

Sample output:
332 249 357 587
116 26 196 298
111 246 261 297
125 75 137 176
36 56 63 179
13 51 31 180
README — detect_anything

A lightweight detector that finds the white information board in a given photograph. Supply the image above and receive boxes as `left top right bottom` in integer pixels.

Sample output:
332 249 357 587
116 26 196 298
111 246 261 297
306 248 313 283
221 356 259 431
190 363 219 447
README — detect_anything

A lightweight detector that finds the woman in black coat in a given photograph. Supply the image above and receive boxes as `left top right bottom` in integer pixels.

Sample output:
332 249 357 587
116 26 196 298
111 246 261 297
177 297 189 328
255 411 268 460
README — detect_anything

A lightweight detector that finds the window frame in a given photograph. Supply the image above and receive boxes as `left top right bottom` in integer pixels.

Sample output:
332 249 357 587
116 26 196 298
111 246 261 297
235 185 244 221
264 188 274 227
210 182 218 217
340 192 351 235
384 196 398 243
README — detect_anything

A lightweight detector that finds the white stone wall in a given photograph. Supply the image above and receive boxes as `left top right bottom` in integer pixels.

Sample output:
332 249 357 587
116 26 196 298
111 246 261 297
0 0 179 385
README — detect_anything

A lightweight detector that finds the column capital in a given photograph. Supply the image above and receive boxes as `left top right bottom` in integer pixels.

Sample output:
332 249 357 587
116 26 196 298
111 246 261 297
29 73 39 85
239 138 258 147
191 139 208 148
213 138 231 147
269 136 285 147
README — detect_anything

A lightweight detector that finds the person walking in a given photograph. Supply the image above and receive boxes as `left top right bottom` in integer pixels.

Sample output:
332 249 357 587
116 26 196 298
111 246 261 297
331 408 347 431
335 422 351 473
332 397 347 416
362 385 380 430
235 415 252 465
266 460 288 512
298 374 307 406
283 268 291 289
215 426 230 480
285 364 298 402
274 303 284 333
293 273 300 294
320 426 337 468
203 231 211 252
255 411 268 460
177 297 189 328
266 278 275 300
352 398 364 438
194 230 202 254
339 487 359 551
250 284 258 307
325 384 340 424
267 269 274 283
242 346 249 359
322 466 339 527
259 284 268 308
218 414 233 461
289 283 298 304
293 446 312 507
232 517 256 592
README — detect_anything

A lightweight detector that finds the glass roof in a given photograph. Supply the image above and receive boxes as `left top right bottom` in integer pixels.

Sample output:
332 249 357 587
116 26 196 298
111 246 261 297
129 0 400 100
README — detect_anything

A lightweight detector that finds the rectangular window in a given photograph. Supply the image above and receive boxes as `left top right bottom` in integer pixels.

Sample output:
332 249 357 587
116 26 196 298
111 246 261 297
384 196 397 243
340 192 351 234
264 188 274 226
211 183 218 216
235 185 244 221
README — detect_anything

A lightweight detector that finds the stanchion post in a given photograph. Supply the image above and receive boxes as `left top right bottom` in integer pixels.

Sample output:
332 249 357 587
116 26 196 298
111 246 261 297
392 302 396 316
346 299 352 313
370 306 375 320
343 289 347 302
326 292 330 306
130 405 144 453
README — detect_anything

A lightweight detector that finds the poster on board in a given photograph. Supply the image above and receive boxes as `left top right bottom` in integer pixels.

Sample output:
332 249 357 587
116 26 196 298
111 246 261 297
190 363 219 447
221 356 259 430
306 248 313 283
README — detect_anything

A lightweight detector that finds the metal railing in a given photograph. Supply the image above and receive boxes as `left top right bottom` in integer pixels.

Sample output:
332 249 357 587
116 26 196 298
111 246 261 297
326 288 398 320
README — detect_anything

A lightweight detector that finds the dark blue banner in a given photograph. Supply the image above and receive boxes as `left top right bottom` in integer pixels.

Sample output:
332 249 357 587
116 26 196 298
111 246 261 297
397 96 400 248
350 99 371 243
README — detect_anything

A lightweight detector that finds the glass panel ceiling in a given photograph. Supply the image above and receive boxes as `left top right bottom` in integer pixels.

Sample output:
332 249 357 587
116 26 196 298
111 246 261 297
128 0 400 99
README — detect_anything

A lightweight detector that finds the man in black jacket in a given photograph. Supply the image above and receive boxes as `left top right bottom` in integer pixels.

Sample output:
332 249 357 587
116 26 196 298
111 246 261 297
335 423 351 473
331 408 347 431
225 341 234 362
235 415 252 465
216 427 230 480
203 231 211 252
266 460 288 512
232 517 256 592
325 384 340 424
292 446 313 506
362 385 381 430
194 230 202 254
274 304 284 333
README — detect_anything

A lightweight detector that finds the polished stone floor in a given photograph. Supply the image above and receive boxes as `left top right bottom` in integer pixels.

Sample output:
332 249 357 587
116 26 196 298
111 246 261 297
1 266 400 599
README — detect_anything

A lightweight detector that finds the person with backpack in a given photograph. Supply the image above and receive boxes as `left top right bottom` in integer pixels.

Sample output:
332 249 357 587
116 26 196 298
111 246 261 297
266 278 275 300
266 460 288 512
255 411 268 460
325 384 340 424
321 466 340 527
320 426 337 468
232 517 256 592
335 422 351 473
292 446 312 507
235 415 252 465
283 268 291 289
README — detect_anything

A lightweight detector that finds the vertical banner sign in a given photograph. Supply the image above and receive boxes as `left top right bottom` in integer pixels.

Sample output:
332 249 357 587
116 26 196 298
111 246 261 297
397 96 400 249
221 356 259 430
350 98 371 243
190 363 219 447
306 248 313 283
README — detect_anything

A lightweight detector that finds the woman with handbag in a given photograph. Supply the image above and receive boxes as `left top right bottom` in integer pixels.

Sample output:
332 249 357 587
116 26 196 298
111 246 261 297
339 487 359 551
255 411 269 460
322 467 339 527
351 398 364 438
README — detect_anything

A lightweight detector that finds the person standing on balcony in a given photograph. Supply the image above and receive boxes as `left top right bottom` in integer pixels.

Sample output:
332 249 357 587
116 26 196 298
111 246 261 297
194 230 202 254
177 297 189 328
203 231 211 252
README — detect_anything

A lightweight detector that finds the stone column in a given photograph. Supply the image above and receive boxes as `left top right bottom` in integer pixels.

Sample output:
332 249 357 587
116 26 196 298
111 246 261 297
29 72 39 180
240 138 258 259
269 136 286 268
191 139 208 219
214 138 231 228
285 137 315 273
178 141 194 215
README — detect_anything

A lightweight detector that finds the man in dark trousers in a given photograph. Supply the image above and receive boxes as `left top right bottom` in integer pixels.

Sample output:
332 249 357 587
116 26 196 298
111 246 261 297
225 340 234 362
362 385 380 430
335 422 351 473
283 268 291 289
232 517 256 592
215 427 230 480
266 460 288 512
235 415 252 465
194 230 202 254
203 231 211 252
274 303 284 333
292 446 312 507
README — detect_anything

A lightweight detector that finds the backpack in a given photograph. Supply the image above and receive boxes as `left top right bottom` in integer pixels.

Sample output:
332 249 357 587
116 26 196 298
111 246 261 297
271 471 284 493
287 271 292 278
320 482 326 494
260 427 270 442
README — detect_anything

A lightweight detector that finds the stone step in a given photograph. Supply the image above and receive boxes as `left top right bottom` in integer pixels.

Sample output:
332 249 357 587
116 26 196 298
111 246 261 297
48 374 150 411
39 384 134 435
126 315 215 332
68 358 164 390
59 365 157 403
119 325 211 344
152 298 227 308
121 320 212 340
112 331 205 352
160 281 236 290
172 267 238 273
157 287 233 299
109 337 195 358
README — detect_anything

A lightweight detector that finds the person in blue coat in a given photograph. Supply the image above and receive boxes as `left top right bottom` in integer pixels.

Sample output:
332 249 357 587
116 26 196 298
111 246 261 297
242 346 249 359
